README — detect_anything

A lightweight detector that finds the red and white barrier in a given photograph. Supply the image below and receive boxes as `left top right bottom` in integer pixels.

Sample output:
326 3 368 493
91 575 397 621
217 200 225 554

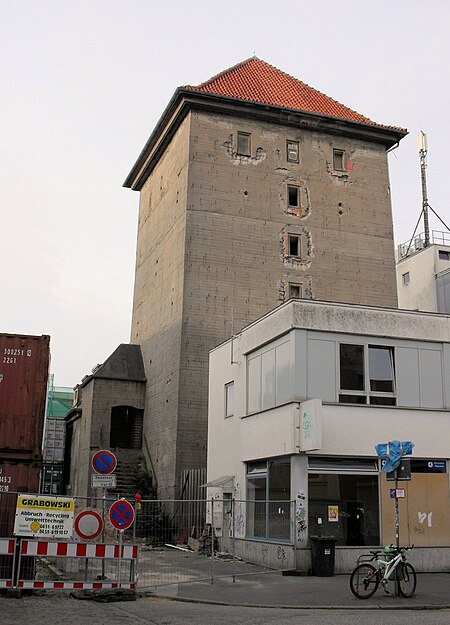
18 581 135 590
20 540 138 560
0 537 16 588
0 538 15 555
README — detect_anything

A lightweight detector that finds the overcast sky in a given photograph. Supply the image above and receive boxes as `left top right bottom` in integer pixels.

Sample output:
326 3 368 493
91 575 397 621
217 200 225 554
1 1 449 386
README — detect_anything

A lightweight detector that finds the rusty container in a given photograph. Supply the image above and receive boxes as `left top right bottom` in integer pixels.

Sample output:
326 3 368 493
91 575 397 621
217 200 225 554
0 461 41 536
0 333 50 459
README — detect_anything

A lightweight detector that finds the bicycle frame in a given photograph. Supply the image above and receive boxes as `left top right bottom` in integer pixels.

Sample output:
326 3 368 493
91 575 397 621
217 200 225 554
375 551 403 584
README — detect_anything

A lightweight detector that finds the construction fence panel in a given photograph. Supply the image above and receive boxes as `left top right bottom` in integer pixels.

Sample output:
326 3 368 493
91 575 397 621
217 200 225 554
135 498 294 590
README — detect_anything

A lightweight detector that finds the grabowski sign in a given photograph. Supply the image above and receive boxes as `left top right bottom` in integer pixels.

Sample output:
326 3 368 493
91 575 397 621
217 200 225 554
14 495 75 538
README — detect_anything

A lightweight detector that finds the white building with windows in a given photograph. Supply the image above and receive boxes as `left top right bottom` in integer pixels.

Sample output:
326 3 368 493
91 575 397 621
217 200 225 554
207 299 450 572
397 230 450 313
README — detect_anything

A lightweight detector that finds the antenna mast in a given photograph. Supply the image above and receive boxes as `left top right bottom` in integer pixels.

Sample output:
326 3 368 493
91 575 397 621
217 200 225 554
418 131 430 247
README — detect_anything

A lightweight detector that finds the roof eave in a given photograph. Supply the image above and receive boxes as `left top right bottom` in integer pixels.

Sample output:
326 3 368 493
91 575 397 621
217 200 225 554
124 89 407 191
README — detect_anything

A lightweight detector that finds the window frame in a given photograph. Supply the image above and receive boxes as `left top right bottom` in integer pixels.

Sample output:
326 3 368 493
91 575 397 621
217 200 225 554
287 234 301 257
288 282 303 299
438 250 450 261
225 381 234 418
237 131 251 156
338 343 396 405
402 272 410 285
286 140 299 163
246 458 291 541
287 185 300 208
333 148 346 171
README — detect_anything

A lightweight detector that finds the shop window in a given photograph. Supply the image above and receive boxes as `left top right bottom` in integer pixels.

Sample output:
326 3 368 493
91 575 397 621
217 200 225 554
333 149 346 171
287 140 299 163
225 382 234 418
237 132 251 156
308 473 380 546
110 406 143 449
339 344 396 405
246 458 291 540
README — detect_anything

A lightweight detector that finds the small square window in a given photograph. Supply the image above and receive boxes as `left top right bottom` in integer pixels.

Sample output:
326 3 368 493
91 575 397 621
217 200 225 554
402 272 410 285
438 250 450 260
225 382 234 418
288 283 302 299
287 140 299 163
333 149 345 171
237 132 251 156
288 234 301 257
288 185 299 207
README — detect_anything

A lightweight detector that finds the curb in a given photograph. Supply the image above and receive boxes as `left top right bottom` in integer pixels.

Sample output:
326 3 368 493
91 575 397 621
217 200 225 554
142 592 450 611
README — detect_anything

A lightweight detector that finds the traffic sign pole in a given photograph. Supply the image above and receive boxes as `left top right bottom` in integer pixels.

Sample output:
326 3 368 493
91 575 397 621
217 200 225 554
117 530 123 587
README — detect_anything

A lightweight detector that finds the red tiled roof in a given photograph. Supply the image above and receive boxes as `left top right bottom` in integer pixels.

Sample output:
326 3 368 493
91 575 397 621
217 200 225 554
184 57 402 130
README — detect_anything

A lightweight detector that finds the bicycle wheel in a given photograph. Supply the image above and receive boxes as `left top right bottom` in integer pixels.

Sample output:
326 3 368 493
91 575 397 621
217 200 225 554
398 562 417 598
350 563 379 599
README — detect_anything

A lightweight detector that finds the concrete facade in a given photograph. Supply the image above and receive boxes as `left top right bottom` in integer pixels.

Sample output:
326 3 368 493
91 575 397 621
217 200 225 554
207 299 450 572
126 64 406 500
65 345 146 498
397 236 450 313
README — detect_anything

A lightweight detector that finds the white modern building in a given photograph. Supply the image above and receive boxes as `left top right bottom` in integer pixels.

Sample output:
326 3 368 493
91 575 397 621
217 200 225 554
397 230 450 313
207 299 450 572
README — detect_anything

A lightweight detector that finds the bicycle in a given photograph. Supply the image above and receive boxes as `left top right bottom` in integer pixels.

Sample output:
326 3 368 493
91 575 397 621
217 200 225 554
349 545 416 599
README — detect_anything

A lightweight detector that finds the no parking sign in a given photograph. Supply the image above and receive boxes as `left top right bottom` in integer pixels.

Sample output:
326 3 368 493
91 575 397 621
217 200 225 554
109 499 135 531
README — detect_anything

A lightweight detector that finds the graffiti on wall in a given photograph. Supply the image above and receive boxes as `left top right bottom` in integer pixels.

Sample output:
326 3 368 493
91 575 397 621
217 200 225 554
296 490 307 543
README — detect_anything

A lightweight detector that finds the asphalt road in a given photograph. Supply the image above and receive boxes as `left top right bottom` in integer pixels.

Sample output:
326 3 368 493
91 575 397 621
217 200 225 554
1 595 449 625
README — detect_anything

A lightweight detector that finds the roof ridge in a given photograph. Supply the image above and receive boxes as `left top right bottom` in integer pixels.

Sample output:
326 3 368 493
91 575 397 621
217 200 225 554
183 56 257 90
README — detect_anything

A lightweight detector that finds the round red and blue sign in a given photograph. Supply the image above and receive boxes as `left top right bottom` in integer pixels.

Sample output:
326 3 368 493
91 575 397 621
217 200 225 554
92 450 117 475
109 499 135 531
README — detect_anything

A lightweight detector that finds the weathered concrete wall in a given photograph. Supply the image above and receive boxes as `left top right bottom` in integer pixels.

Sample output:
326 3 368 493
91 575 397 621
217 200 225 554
131 106 400 498
130 114 191 499
68 378 145 498
176 111 398 481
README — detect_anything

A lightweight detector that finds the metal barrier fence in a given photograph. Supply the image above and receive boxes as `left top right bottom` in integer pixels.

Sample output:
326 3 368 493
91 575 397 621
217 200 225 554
1 492 296 590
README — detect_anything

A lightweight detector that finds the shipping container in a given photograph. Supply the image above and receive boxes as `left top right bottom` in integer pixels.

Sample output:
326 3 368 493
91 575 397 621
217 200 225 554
0 333 50 458
0 460 41 536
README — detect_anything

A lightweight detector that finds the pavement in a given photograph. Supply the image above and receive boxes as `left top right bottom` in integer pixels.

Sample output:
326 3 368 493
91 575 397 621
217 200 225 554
136 548 450 610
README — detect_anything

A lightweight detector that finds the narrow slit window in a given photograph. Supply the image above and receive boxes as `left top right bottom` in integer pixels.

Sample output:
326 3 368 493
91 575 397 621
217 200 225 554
225 382 234 418
402 272 410 285
237 132 251 156
288 185 299 207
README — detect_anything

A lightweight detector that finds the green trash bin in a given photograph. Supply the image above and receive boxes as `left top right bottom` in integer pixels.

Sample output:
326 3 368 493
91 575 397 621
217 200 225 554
310 535 337 576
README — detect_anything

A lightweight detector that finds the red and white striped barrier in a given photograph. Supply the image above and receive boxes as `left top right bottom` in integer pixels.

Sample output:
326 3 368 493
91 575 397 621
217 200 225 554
0 581 13 588
20 540 138 560
0 538 15 555
18 581 135 590
0 538 16 588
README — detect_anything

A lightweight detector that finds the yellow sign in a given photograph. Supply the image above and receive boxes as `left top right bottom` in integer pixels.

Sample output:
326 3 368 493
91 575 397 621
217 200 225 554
14 495 75 538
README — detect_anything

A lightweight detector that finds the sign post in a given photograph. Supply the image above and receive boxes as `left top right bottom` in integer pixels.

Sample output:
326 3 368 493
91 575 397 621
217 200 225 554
375 440 414 597
109 499 135 587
